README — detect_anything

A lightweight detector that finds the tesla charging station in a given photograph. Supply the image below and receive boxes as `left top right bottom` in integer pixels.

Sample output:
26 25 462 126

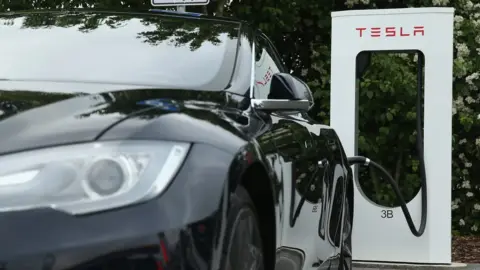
330 8 454 264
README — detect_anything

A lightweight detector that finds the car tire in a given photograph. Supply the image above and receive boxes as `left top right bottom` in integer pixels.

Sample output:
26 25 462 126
220 186 264 270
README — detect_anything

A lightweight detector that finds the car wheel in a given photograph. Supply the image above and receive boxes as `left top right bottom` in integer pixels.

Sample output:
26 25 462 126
340 196 352 270
221 186 264 270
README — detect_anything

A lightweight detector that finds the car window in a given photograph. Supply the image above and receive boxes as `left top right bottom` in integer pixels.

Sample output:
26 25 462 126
253 34 285 99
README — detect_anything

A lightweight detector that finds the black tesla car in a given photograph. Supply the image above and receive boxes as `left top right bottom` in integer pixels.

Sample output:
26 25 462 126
0 9 353 270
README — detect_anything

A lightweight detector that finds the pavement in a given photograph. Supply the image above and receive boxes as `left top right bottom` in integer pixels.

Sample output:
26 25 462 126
353 262 480 269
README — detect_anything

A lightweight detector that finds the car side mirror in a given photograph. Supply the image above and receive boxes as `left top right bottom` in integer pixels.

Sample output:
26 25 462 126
251 73 314 111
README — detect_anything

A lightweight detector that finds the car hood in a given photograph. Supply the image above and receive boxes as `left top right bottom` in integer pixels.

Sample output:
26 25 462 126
0 81 247 155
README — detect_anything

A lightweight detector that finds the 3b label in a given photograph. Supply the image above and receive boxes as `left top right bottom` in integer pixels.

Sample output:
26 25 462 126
381 210 393 219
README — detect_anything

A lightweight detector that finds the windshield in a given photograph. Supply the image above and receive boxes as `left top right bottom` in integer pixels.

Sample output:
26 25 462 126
0 12 239 91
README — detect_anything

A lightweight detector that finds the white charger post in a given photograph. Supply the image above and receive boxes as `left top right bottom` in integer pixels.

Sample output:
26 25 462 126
330 8 454 264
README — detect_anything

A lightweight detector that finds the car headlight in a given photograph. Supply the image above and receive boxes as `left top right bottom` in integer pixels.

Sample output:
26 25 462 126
0 140 190 215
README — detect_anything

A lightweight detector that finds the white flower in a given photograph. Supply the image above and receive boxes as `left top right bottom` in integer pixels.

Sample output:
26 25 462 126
454 16 464 30
456 43 470 58
466 162 473 168
454 96 465 109
452 199 461 210
462 180 471 189
344 0 360 7
478 114 480 120
466 72 480 85
476 138 480 146
467 192 474 197
471 225 478 232
454 57 469 77
460 219 466 226
459 139 467 145
466 0 474 9
465 96 476 104
474 203 480 211
432 0 449 5
455 15 464 25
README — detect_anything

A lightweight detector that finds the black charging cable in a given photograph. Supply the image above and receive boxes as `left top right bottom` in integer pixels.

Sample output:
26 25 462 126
347 53 427 237
347 155 426 237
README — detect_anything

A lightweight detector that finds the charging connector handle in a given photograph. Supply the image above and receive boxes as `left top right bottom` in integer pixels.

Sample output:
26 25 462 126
347 156 427 237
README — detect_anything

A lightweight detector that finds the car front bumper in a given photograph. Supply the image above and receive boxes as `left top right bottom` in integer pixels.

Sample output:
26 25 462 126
0 143 233 270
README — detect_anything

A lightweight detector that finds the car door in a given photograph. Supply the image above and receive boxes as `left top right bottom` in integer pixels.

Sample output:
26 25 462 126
252 32 343 269
282 113 350 270
310 123 350 269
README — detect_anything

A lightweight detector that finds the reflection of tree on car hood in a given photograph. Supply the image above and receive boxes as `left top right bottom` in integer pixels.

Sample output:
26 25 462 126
0 11 240 91
11 12 238 51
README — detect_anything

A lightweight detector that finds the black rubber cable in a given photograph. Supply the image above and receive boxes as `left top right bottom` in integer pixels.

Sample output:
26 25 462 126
347 156 426 237
414 53 428 237
347 53 427 237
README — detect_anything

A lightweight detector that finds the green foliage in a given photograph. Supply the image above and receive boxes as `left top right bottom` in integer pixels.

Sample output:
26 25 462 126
356 52 423 208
